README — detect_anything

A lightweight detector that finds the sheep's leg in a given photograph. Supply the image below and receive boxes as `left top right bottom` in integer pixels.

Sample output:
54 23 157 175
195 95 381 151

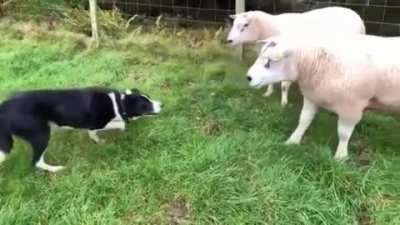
263 84 274 97
334 115 361 160
280 81 292 107
285 97 318 145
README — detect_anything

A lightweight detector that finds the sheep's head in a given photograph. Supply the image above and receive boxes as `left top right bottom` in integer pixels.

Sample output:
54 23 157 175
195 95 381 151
227 12 260 46
246 38 293 88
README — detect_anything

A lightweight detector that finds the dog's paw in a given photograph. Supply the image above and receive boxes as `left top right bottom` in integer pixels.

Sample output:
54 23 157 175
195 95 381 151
96 139 105 144
92 138 105 144
50 166 65 172
36 164 65 173
88 131 105 144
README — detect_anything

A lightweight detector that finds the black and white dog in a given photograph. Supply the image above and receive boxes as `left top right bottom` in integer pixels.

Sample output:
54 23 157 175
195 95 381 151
0 87 161 172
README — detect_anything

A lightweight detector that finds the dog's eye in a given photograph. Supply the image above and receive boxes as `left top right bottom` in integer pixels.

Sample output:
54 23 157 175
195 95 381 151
243 23 249 28
264 60 271 68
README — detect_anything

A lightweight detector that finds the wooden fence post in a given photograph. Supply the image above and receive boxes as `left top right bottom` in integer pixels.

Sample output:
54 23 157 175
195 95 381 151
235 0 245 60
89 0 99 47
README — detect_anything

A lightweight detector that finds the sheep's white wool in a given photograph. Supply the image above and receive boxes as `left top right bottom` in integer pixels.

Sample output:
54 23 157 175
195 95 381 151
228 7 365 46
247 34 400 159
227 6 365 106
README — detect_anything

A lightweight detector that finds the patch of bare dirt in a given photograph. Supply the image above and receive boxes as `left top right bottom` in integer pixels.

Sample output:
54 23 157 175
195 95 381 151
164 197 192 225
358 202 375 225
353 140 373 167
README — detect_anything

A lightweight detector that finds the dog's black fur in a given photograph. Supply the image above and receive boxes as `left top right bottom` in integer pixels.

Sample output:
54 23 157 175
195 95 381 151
0 87 159 168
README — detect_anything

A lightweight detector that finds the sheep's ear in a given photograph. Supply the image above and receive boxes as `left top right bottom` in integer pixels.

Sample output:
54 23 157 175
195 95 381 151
256 39 268 44
267 49 291 61
257 40 277 47
230 12 248 19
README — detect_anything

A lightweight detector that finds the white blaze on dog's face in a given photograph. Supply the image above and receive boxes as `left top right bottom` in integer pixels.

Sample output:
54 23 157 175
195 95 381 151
246 40 292 88
227 13 259 46
123 89 162 119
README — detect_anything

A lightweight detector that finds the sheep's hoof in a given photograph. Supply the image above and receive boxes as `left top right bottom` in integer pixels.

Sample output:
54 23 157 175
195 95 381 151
334 154 349 161
284 138 300 145
281 100 288 107
263 91 273 97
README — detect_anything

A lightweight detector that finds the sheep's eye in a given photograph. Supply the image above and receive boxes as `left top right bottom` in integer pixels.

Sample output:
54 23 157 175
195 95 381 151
240 23 249 32
264 60 271 68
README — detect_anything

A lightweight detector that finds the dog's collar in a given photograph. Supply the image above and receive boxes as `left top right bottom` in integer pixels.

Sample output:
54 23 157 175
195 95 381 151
115 93 129 123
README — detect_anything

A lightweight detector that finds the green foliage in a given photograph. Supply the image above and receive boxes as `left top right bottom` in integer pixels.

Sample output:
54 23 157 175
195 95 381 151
7 0 66 18
0 20 400 225
63 7 127 38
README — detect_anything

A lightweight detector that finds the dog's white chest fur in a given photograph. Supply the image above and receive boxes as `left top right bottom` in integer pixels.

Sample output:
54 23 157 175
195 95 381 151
88 93 126 143
105 92 125 130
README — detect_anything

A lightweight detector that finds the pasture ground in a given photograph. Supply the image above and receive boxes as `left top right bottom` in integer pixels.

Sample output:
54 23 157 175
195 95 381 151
0 19 400 225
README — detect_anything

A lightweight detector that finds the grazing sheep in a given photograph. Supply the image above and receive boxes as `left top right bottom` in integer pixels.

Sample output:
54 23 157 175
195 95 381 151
227 7 365 106
246 34 400 160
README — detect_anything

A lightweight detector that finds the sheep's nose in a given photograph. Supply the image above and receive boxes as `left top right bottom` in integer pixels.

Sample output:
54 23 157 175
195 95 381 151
246 76 252 82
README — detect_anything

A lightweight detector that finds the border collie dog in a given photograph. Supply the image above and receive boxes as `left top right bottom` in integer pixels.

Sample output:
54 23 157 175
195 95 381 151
0 87 161 172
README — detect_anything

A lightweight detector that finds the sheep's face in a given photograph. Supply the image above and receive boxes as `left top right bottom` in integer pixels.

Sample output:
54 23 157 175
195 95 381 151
227 14 259 46
246 41 291 88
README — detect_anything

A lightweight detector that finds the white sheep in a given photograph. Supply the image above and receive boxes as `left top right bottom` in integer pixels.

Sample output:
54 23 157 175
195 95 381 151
227 7 365 106
246 34 400 160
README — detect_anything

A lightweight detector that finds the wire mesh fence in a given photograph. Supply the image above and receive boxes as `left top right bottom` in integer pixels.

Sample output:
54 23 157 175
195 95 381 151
246 0 400 36
97 0 400 35
7 1 400 36
98 0 235 24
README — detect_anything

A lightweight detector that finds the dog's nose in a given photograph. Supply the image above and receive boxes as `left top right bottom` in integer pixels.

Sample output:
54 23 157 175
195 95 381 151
227 39 233 44
246 76 252 82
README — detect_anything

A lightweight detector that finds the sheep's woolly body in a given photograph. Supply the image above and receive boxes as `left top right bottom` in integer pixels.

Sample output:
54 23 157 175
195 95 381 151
249 7 365 39
228 7 365 106
247 34 400 159
291 35 400 114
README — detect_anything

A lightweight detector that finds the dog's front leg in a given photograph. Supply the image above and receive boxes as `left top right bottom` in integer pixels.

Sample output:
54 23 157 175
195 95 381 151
88 130 103 143
88 121 126 143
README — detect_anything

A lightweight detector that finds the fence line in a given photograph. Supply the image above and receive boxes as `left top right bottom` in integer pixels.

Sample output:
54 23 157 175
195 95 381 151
8 1 400 36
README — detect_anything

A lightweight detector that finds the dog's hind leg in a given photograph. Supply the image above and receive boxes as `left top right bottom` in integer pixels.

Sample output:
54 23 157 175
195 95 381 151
0 134 13 164
0 123 13 164
27 124 64 172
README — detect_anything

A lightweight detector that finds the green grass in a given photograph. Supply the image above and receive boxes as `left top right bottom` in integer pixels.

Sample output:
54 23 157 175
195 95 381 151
0 20 400 225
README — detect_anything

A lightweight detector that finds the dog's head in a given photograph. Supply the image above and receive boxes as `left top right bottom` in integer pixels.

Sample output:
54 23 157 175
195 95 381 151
121 89 162 119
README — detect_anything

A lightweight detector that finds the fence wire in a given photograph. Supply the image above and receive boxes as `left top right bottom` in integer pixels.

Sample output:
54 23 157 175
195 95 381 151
249 0 400 36
8 0 400 35
98 0 235 25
